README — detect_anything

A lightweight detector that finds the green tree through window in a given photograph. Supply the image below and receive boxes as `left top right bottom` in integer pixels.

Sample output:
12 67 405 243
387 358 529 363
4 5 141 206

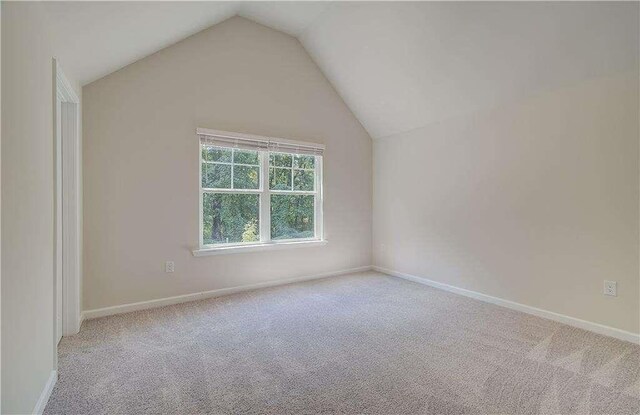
200 144 321 247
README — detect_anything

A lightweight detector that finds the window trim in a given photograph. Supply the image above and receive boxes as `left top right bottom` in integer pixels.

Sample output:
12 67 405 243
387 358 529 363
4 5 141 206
192 239 328 257
195 131 325 255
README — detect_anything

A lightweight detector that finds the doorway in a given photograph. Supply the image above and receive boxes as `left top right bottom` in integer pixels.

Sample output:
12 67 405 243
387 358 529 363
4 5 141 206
53 59 81 350
56 94 63 344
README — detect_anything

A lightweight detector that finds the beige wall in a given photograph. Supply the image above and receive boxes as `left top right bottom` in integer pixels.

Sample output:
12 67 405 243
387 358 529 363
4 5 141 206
374 71 639 334
82 17 372 311
1 2 82 412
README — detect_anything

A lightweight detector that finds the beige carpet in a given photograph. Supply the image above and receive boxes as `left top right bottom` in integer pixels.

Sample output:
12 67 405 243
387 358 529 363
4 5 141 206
45 271 639 414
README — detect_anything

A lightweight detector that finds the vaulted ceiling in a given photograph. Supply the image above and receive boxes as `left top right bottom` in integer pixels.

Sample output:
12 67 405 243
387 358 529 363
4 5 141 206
41 1 638 140
40 1 332 86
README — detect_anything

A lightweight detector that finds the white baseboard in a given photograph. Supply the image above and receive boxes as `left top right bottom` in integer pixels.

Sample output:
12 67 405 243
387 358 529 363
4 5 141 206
82 264 637 344
374 266 640 344
32 370 57 415
83 266 372 320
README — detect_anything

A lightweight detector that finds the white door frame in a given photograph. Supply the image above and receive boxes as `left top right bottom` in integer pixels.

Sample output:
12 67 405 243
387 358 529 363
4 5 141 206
53 59 81 346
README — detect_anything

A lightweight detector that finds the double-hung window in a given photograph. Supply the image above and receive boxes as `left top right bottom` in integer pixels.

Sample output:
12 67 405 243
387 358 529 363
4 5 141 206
195 128 324 255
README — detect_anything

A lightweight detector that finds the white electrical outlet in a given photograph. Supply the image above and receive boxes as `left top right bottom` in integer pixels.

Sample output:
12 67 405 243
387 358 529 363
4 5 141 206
604 280 617 297
165 261 175 273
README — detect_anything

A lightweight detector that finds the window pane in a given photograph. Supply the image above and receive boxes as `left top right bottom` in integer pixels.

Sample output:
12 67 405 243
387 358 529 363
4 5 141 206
202 193 259 245
233 165 259 189
270 153 292 167
202 163 231 189
293 169 314 191
202 146 231 163
233 149 259 165
294 155 315 169
270 194 314 240
269 167 292 190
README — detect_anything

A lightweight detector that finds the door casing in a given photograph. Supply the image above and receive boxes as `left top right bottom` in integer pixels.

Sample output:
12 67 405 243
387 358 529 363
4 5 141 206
53 59 81 359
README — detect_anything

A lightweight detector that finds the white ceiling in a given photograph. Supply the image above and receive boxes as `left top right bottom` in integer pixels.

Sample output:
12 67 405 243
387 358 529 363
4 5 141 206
301 2 639 138
40 1 638 140
41 1 332 86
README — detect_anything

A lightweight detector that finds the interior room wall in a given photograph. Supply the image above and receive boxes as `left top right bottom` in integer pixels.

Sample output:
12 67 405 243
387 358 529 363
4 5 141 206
1 2 82 413
298 1 639 336
82 17 372 311
373 70 639 334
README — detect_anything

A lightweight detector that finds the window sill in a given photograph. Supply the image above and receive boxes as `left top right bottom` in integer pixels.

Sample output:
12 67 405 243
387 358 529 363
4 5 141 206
192 239 328 257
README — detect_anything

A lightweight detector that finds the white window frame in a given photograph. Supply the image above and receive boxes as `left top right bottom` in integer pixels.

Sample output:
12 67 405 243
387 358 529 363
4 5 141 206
193 129 325 256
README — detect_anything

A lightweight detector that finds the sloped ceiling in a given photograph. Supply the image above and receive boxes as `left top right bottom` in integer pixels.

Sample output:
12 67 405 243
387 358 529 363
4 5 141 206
40 1 331 86
41 1 638 140
301 2 639 139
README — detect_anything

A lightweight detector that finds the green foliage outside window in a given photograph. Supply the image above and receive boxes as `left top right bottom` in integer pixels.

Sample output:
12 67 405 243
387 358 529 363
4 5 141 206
201 146 318 245
270 194 314 240
202 193 259 245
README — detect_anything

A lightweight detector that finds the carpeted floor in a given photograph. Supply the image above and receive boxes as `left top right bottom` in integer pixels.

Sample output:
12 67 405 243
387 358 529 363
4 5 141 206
45 271 639 415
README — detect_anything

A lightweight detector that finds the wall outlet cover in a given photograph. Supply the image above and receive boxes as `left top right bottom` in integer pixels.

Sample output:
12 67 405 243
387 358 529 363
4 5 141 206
604 280 617 297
